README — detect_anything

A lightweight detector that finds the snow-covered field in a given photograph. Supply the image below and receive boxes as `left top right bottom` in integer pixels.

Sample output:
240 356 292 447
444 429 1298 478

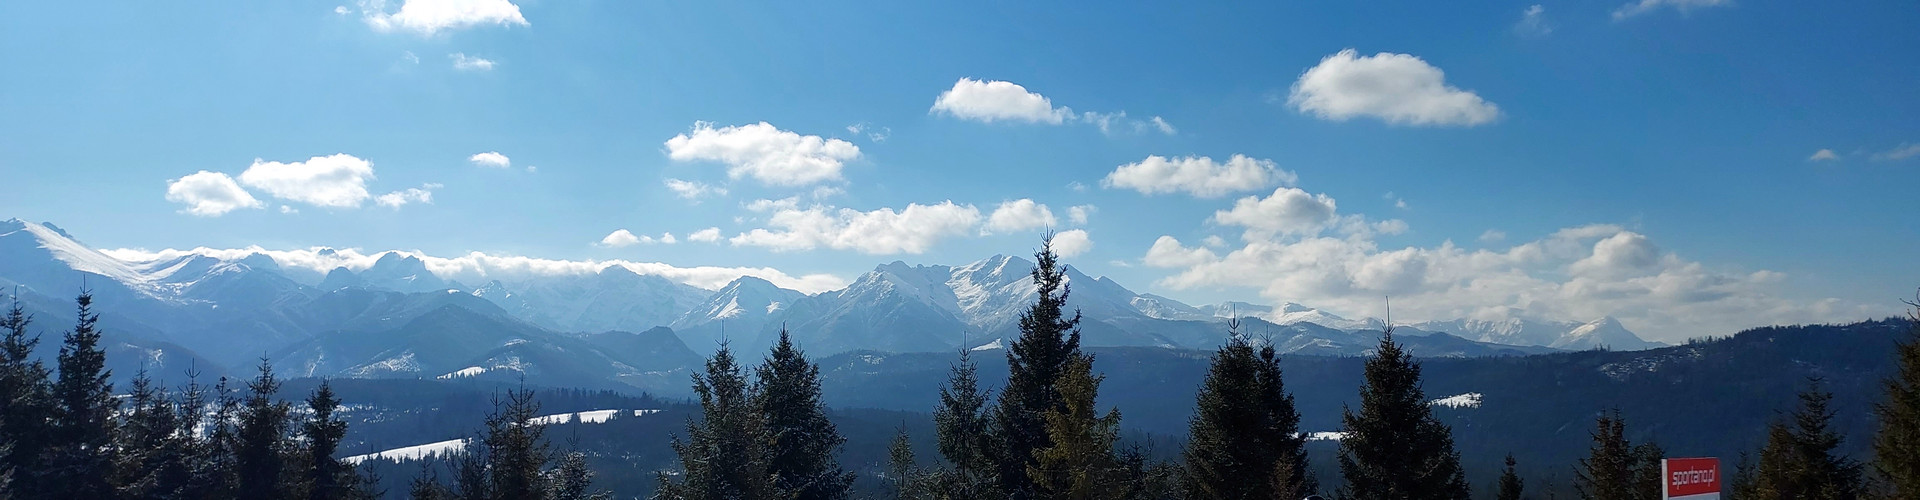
1428 392 1483 409
341 408 661 464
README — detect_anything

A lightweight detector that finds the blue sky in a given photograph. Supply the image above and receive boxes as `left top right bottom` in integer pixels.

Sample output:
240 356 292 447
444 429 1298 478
2 0 1916 341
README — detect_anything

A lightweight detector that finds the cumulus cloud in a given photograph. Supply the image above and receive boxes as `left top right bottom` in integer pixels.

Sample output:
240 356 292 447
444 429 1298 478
729 201 982 255
985 199 1057 234
450 53 495 71
931 78 1069 124
374 183 441 209
599 229 642 248
1873 143 1920 162
599 230 676 247
1289 49 1500 127
1068 205 1097 225
1808 149 1839 162
237 153 377 208
359 0 529 35
1147 220 1872 342
664 122 860 186
664 179 728 201
1213 187 1340 237
1515 5 1552 36
930 78 1174 134
165 171 263 216
1611 0 1731 20
1051 229 1092 257
469 151 511 168
1144 236 1218 268
687 227 723 243
1103 154 1295 198
101 246 848 294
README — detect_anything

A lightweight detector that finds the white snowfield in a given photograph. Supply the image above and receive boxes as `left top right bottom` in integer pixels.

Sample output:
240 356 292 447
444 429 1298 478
1428 392 1483 409
1305 431 1348 441
341 409 660 464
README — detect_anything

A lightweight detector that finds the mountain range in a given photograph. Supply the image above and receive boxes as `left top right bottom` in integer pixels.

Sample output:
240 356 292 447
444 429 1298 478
0 218 1663 393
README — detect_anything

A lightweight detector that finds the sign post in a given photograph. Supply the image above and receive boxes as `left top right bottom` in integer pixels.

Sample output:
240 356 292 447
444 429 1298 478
1662 457 1721 500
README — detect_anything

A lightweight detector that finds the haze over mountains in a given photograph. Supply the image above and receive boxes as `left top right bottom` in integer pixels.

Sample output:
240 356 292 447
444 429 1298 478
0 218 1660 392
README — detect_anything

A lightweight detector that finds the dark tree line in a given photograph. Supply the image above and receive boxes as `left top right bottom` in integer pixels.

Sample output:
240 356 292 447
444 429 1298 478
0 291 379 500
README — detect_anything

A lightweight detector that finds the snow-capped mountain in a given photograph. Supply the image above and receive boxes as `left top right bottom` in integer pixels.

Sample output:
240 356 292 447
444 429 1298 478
1405 316 1664 350
0 217 1669 391
670 276 807 353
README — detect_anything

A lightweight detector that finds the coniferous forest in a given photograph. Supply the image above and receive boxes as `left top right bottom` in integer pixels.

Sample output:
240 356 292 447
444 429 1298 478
3 237 1918 499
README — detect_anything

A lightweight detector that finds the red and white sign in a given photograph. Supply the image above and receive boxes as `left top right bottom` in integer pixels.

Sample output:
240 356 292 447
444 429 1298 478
1663 457 1721 500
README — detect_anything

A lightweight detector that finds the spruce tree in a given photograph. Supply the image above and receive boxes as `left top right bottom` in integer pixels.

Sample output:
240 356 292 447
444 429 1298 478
1753 382 1863 499
450 435 491 500
409 461 451 500
1335 328 1470 499
116 369 190 499
1183 320 1312 499
1873 298 1920 498
0 296 50 500
1574 410 1662 500
1028 356 1125 500
890 427 930 500
1728 452 1759 500
1497 454 1524 500
548 449 608 500
485 387 552 499
179 372 239 499
756 329 854 500
42 291 119 499
933 348 997 499
656 345 772 500
304 381 354 500
993 236 1085 499
236 358 293 499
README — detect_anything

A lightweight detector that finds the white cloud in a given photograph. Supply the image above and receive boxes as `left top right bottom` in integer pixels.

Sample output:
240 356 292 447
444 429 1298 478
102 246 848 294
930 78 1174 134
1068 205 1097 225
599 229 642 248
745 197 800 213
1147 220 1872 343
402 51 420 64
1515 5 1552 36
846 123 890 142
165 171 262 216
1213 187 1340 237
1103 154 1295 198
1203 235 1228 248
1067 181 1089 193
374 183 440 209
664 122 860 186
280 205 298 214
1612 0 1731 20
1479 229 1507 243
687 227 723 243
237 153 377 208
1051 229 1092 257
1144 236 1218 268
359 0 529 35
334 6 352 15
1808 149 1839 162
664 179 728 201
469 151 511 168
450 53 495 71
1873 143 1920 161
931 78 1069 124
1289 49 1500 127
729 201 982 255
985 199 1057 234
